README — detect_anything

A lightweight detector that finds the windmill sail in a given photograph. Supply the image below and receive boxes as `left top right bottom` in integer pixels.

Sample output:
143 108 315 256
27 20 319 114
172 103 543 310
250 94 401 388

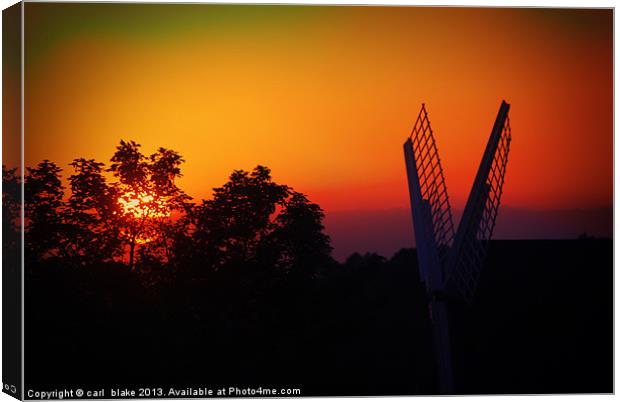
403 104 455 290
403 104 455 394
445 100 512 304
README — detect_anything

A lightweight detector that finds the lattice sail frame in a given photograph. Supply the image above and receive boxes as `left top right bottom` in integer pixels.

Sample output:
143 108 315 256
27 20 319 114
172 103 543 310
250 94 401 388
408 104 455 269
445 101 512 304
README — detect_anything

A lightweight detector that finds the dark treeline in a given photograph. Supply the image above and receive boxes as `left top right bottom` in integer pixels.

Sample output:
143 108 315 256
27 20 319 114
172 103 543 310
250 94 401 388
5 140 332 277
3 140 612 395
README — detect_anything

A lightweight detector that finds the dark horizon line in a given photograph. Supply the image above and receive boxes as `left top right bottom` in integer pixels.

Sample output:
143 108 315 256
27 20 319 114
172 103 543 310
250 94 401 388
338 236 612 260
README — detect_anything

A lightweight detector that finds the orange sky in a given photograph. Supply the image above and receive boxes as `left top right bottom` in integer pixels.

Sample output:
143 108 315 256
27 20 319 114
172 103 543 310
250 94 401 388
22 5 612 214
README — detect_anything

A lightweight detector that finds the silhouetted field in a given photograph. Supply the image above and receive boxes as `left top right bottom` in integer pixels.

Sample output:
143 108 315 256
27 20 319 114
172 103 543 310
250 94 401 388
25 239 612 395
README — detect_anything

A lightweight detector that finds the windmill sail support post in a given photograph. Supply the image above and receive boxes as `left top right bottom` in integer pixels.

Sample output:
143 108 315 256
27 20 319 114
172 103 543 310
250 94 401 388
403 100 512 394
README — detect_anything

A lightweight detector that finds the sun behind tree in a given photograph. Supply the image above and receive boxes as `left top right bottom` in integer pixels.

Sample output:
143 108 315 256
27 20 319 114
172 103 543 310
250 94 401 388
108 140 189 270
118 191 170 220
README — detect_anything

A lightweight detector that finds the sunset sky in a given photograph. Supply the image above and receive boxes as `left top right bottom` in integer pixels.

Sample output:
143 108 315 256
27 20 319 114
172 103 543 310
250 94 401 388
18 4 613 259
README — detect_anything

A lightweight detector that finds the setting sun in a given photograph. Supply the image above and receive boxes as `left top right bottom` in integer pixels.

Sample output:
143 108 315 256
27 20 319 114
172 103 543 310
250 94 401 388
118 191 171 219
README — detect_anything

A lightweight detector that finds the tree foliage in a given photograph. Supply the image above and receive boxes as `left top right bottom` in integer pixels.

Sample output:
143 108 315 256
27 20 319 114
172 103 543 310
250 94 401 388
108 140 189 270
3 165 21 268
24 160 64 262
62 158 122 266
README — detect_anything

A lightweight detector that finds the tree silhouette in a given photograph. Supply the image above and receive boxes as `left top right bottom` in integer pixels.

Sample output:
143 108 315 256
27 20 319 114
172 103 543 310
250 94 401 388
186 165 333 280
3 165 21 268
259 191 333 277
108 140 188 270
24 160 64 262
190 165 289 269
62 158 122 266
147 147 191 263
